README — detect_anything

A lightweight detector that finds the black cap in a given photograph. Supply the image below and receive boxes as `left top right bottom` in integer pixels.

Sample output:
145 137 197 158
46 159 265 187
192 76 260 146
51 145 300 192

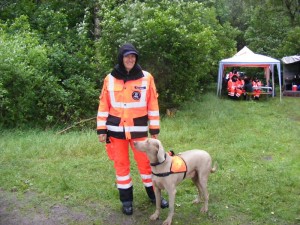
118 43 139 66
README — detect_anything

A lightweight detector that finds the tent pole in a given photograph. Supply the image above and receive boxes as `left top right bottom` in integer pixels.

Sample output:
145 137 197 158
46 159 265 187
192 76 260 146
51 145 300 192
278 63 282 101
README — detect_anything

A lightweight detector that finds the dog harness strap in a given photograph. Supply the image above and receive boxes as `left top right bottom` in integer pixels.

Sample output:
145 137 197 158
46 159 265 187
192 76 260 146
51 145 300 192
152 171 171 177
151 155 187 178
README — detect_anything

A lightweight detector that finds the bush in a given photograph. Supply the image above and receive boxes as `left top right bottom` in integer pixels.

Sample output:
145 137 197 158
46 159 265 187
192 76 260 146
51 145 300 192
0 15 98 128
96 0 236 109
0 1 237 127
0 16 49 127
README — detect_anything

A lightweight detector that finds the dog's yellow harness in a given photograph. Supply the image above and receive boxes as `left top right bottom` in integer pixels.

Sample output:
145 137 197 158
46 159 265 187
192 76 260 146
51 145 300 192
151 152 187 179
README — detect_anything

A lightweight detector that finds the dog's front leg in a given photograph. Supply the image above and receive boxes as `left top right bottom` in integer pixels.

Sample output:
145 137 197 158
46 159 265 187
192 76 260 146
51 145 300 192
163 187 176 225
150 186 161 221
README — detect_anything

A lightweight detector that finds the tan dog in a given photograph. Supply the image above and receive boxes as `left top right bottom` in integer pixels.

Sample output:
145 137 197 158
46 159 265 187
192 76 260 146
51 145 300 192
133 138 217 225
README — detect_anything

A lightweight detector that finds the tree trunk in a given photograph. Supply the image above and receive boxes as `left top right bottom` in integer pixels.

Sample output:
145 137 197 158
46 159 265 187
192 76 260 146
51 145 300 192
94 3 101 39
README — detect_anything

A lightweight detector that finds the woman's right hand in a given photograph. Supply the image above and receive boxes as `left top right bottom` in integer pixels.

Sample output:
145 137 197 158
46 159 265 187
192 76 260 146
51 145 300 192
98 134 107 143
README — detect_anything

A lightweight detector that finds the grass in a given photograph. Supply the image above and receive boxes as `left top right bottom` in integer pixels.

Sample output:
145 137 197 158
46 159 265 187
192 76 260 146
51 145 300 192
0 92 299 225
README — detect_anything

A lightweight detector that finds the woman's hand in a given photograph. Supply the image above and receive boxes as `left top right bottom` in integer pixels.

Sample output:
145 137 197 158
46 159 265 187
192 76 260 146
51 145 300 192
98 134 107 143
151 134 158 139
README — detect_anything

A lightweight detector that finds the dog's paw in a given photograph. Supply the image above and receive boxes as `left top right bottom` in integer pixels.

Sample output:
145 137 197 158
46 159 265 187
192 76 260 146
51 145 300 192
192 198 201 204
162 218 172 225
150 212 159 221
200 206 208 213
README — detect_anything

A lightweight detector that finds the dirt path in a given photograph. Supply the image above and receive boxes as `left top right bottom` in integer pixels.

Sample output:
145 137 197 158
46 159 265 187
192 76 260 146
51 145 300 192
0 189 162 225
0 189 95 225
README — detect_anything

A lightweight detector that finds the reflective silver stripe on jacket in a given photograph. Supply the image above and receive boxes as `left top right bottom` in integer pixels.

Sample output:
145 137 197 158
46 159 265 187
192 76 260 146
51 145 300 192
108 71 149 108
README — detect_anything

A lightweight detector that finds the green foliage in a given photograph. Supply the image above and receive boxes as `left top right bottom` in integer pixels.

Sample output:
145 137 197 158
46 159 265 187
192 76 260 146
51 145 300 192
0 0 36 21
279 26 300 56
244 5 290 58
97 0 236 108
0 0 298 128
215 0 299 57
0 13 99 128
0 16 50 126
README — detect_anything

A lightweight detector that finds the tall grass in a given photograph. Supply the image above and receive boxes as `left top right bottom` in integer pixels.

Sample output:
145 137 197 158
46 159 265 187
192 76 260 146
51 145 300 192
0 93 299 225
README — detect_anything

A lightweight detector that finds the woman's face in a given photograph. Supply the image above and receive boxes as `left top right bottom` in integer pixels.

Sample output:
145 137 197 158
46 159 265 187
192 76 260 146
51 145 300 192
123 54 136 72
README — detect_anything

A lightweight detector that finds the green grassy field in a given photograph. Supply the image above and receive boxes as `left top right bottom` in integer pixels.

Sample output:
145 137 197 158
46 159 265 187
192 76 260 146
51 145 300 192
0 93 299 225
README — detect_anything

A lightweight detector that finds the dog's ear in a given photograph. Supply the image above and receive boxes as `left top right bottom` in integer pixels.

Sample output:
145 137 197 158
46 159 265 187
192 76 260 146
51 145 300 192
156 140 165 163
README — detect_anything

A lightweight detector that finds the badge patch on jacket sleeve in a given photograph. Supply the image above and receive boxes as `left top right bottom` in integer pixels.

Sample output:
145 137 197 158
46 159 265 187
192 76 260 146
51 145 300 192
132 91 141 100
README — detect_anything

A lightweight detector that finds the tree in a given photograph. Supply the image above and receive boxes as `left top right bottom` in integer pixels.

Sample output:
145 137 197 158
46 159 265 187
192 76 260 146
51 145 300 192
280 26 300 55
281 0 300 26
96 0 236 109
0 16 53 126
244 3 291 58
0 10 99 127
1 0 297 128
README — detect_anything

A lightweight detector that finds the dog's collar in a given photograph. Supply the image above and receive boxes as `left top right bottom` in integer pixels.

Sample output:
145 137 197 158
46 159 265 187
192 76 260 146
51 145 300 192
150 153 167 166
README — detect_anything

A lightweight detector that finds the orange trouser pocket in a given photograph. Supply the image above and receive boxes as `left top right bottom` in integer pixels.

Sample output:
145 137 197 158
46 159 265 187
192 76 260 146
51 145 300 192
105 138 114 160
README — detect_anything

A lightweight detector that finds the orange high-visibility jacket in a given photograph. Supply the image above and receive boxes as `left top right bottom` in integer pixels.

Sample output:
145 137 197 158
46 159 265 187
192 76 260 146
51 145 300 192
237 79 244 89
252 80 262 97
237 79 245 93
252 80 262 89
227 79 243 97
97 71 159 139
227 79 237 96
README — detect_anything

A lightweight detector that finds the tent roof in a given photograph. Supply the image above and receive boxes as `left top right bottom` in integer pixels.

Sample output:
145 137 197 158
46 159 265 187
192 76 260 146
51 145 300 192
220 46 280 67
281 55 300 64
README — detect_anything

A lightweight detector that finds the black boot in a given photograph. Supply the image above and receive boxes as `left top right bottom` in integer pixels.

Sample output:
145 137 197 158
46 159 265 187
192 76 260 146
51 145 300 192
119 187 133 215
151 197 169 209
122 201 133 215
145 186 155 200
146 186 169 209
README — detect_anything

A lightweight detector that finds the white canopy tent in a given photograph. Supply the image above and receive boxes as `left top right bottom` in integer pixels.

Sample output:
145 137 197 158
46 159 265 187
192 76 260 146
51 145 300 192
281 55 300 96
217 46 282 101
282 55 300 64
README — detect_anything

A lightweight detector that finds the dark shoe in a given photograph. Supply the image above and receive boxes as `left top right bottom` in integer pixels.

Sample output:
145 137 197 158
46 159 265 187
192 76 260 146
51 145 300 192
122 201 133 215
160 197 169 208
151 197 169 209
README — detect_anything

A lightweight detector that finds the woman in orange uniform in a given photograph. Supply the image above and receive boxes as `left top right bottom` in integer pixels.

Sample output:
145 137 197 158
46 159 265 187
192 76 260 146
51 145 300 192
227 75 243 99
252 77 262 100
97 43 168 215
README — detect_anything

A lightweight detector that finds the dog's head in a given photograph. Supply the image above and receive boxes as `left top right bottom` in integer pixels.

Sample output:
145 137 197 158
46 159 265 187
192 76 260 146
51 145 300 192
133 138 165 164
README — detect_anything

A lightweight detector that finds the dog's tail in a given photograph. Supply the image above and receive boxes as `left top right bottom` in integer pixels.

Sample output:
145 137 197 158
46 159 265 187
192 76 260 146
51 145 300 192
211 162 218 173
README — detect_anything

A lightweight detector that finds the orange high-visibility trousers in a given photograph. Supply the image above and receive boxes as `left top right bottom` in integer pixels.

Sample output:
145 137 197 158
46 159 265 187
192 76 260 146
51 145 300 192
108 137 152 190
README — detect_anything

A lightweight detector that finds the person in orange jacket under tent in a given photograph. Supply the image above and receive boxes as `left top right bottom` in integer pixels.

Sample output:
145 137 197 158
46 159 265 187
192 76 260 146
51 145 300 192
252 77 262 100
227 74 243 99
96 43 168 216
228 68 238 80
237 74 245 95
